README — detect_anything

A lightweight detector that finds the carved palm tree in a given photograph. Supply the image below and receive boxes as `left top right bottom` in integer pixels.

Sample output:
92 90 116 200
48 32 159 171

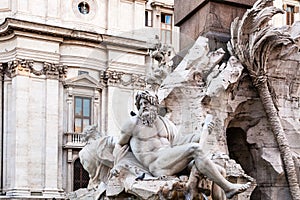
228 0 300 199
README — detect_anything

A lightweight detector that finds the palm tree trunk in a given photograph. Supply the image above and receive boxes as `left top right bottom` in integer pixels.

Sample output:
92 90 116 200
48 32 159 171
256 80 300 200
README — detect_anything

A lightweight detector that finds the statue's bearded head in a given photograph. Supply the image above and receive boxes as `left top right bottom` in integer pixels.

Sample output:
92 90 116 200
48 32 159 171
135 91 159 126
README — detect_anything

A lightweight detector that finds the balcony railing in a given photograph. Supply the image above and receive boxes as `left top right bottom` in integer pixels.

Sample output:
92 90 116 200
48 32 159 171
64 132 86 148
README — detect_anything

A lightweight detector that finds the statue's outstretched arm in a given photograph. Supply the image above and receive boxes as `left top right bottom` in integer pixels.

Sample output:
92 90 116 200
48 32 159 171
177 133 201 145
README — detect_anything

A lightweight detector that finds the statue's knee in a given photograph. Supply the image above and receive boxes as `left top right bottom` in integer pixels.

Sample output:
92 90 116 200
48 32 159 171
190 144 205 157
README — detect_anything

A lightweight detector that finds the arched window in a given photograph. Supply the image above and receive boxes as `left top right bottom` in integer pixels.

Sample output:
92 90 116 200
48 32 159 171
73 158 89 191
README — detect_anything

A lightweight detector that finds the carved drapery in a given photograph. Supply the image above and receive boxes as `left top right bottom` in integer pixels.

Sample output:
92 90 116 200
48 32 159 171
100 70 145 89
3 59 67 80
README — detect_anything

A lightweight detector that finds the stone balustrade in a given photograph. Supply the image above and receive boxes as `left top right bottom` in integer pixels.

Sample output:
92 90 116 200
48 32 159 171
64 132 86 148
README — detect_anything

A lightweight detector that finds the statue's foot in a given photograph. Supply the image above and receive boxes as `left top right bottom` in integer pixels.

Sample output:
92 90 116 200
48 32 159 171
225 182 251 199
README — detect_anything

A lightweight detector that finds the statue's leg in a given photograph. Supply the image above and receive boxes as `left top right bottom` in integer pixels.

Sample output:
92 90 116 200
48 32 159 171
148 143 250 199
148 143 199 176
212 164 226 200
186 165 200 199
192 146 250 199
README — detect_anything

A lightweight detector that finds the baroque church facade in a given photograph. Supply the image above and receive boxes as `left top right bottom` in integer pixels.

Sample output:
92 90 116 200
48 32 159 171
0 0 177 198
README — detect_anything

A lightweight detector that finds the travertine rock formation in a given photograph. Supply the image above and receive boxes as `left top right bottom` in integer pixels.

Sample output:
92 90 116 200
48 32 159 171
228 0 300 199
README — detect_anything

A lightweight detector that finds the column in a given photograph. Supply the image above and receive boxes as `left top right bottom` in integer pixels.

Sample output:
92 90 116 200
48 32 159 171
57 81 64 192
66 87 73 133
106 86 116 136
42 63 67 198
7 74 31 196
101 87 108 134
93 89 100 130
66 149 73 192
43 78 60 196
0 70 3 192
2 76 12 193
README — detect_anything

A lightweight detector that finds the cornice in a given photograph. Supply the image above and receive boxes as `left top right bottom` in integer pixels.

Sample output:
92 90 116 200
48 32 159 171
0 18 151 51
102 34 151 51
64 73 102 89
0 18 103 43
150 2 174 9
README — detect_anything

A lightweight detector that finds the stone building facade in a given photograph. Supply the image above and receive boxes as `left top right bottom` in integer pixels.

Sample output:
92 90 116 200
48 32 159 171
273 0 300 27
0 0 177 198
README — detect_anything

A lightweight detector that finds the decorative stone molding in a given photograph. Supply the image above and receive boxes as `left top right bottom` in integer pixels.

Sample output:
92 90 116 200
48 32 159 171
64 73 102 90
6 59 33 77
43 62 68 79
4 59 67 79
100 70 145 89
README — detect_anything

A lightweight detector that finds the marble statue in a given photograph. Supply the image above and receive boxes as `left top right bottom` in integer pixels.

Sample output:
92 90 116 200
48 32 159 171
71 14 257 200
114 90 250 199
73 90 251 200
68 34 257 199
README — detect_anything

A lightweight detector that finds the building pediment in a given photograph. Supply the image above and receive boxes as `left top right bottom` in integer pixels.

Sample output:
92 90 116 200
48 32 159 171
64 74 101 89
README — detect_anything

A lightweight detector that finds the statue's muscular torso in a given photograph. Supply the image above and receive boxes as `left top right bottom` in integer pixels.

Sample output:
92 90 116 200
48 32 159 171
120 116 171 168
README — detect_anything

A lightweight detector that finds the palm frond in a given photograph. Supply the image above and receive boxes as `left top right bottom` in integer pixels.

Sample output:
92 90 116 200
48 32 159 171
228 0 288 76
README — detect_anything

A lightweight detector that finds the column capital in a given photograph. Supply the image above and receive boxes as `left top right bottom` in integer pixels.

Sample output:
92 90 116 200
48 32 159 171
4 59 68 80
6 59 33 78
43 62 68 80
100 69 145 89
